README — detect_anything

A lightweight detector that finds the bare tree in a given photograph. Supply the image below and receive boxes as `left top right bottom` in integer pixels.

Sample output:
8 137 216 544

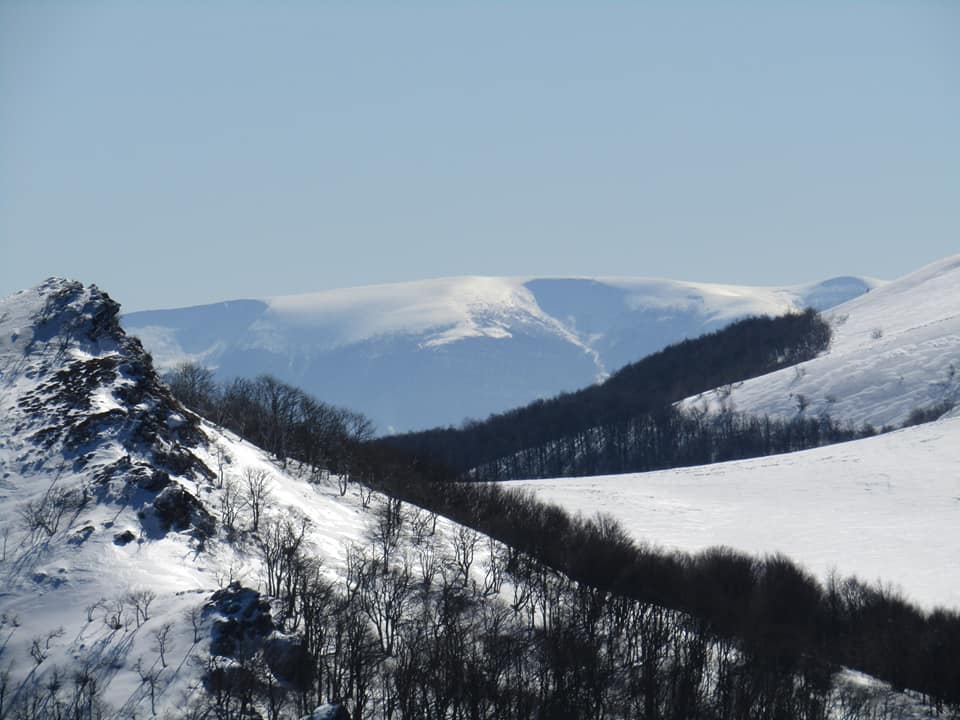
18 487 86 540
28 627 63 666
254 375 300 466
355 554 413 656
215 442 230 489
85 598 105 623
242 468 271 533
165 361 217 415
1 526 10 562
417 542 441 588
183 604 204 644
482 537 507 597
408 506 438 545
104 598 125 631
452 526 480 589
220 479 246 540
69 661 102 720
359 483 375 509
29 637 47 666
125 589 156 628
372 497 404 569
0 614 19 655
257 516 310 603
153 623 173 668
135 657 162 716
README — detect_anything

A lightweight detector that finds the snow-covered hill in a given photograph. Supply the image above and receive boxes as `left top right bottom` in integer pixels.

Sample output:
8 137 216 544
122 274 878 433
0 280 377 716
682 255 960 428
508 414 960 610
0 278 945 718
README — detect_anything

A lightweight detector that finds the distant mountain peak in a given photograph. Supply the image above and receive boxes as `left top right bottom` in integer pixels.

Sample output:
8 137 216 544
797 275 881 311
123 272 880 433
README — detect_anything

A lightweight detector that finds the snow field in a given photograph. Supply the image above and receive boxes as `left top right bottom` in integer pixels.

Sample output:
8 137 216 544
683 255 960 428
509 414 960 611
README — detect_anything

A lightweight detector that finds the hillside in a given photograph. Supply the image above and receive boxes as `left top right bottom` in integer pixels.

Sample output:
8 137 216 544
122 274 877 433
508 414 960 612
0 279 379 717
385 309 839 477
2 278 956 719
682 255 960 427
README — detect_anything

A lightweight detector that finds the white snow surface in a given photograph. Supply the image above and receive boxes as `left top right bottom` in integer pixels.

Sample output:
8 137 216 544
157 276 883 354
683 254 960 428
263 276 561 349
259 274 863 350
509 415 960 611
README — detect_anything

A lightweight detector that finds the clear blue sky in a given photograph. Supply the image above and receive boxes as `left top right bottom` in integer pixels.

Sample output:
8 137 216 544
1 1 957 311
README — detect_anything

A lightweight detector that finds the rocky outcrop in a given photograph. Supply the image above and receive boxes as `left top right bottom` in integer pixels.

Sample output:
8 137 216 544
9 278 216 538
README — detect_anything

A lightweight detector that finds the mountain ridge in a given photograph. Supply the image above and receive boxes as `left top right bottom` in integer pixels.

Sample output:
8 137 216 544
0 275 953 718
123 273 880 432
681 254 960 427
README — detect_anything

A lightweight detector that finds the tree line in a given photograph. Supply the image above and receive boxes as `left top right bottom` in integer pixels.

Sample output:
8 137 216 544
385 309 836 476
0 498 849 720
383 309 952 481
4 477 957 719
466 405 876 481
360 452 960 715
160 354 960 715
165 365 373 481
173 494 913 720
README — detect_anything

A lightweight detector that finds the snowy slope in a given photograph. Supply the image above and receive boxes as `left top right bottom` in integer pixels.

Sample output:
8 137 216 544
683 255 960 428
508 415 960 610
0 280 376 716
0 278 942 718
122 274 878 433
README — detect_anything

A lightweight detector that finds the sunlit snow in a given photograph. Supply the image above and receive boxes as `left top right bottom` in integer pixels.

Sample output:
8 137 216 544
509 416 960 610
683 255 960 428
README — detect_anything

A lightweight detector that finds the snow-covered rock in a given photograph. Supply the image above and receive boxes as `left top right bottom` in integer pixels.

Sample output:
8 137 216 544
0 278 372 716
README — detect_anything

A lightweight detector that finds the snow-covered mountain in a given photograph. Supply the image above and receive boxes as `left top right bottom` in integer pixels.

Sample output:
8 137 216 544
122 274 879 433
0 278 947 718
682 255 960 428
507 257 960 612
0 279 375 716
